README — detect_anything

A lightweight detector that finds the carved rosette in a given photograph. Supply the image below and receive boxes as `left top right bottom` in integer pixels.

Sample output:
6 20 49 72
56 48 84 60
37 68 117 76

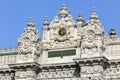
18 37 31 54
87 33 95 43
82 30 96 49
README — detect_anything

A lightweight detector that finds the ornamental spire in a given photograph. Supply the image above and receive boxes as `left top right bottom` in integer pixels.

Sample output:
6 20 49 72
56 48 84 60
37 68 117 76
27 17 35 27
90 7 98 20
43 16 50 26
58 4 69 18
109 28 116 35
77 13 84 22
54 16 59 23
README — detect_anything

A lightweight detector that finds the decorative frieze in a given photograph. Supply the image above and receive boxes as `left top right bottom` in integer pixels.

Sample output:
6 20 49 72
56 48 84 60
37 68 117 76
0 72 14 80
15 68 36 78
81 65 103 73
38 66 78 79
39 70 75 79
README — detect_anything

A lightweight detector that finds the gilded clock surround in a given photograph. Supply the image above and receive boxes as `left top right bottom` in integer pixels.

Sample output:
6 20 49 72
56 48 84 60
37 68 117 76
58 27 66 36
55 26 68 41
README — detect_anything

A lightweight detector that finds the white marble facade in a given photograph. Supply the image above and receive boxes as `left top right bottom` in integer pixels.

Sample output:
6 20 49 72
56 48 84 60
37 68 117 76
0 4 120 80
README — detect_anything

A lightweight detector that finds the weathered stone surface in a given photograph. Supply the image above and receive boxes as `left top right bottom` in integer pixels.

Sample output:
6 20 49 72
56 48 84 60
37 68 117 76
0 4 120 80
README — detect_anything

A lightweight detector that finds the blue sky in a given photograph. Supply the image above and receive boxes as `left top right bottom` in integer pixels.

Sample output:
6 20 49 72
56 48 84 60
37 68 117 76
0 0 120 48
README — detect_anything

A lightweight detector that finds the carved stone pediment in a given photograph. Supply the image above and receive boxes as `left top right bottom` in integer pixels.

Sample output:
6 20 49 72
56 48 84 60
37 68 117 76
18 18 41 56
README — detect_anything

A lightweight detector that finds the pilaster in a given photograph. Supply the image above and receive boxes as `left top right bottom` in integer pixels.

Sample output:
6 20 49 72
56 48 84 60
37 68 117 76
9 62 40 80
74 57 108 80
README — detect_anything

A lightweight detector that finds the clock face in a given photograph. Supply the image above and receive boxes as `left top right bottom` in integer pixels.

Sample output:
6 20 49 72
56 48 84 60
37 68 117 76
58 27 66 36
87 34 95 42
55 27 68 41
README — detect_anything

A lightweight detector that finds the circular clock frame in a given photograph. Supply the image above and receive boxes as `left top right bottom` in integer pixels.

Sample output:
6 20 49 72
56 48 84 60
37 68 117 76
58 27 67 36
87 33 95 43
55 27 68 41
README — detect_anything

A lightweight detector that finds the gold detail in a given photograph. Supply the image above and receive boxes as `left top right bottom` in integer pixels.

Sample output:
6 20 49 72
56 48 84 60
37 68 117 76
88 34 95 42
23 40 29 49
58 27 66 36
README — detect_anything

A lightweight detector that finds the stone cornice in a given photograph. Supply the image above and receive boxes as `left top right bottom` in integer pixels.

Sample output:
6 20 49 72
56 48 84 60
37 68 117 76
73 56 108 63
0 68 14 72
40 62 76 68
9 62 40 69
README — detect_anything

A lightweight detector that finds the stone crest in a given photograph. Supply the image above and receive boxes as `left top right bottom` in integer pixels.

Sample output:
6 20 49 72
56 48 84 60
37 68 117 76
18 18 41 56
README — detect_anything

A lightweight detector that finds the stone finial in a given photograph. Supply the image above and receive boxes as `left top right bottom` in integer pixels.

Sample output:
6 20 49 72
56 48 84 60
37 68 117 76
109 28 116 36
27 17 35 27
58 4 69 18
54 16 59 23
43 16 50 26
90 7 98 20
77 13 84 22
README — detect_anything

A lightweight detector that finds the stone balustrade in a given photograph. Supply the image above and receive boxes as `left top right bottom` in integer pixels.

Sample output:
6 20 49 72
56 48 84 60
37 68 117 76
0 48 18 54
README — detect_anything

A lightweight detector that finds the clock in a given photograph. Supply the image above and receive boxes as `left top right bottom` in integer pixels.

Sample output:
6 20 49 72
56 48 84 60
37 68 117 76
55 27 68 41
87 33 95 42
58 27 66 36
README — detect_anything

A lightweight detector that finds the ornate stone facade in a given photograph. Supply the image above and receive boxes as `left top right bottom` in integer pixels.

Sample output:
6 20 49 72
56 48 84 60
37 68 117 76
0 4 120 80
